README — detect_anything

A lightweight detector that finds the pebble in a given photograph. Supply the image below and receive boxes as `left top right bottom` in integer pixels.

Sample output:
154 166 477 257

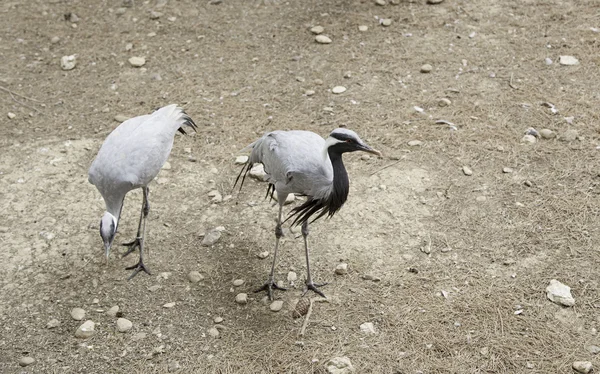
305 89 315 96
148 285 161 292
476 196 487 202
125 43 133 51
114 114 129 123
572 361 593 374
128 56 146 67
560 129 578 142
249 164 268 181
19 357 35 367
235 155 248 164
360 322 377 334
427 0 444 3
202 230 221 246
586 345 600 354
310 26 324 34
546 279 575 306
46 318 60 329
358 25 368 32
559 55 579 66
75 320 95 339
7 112 16 119
257 251 270 259
420 64 433 73
335 263 348 275
115 7 127 15
381 18 392 26
208 327 220 338
163 302 176 308
270 300 284 312
332 86 346 94
503 167 513 173
214 316 224 324
233 279 244 286
545 57 553 65
521 134 536 144
540 129 556 139
326 357 354 374
71 308 86 321
188 271 204 283
287 271 297 282
315 35 332 44
375 0 386 4
235 293 248 304
362 274 381 282
132 332 147 341
60 55 77 70
106 305 119 317
462 166 473 176
116 318 133 332
0 226 8 233
149 11 162 19
408 140 423 146
51 36 60 44
168 361 181 372
315 79 324 85
438 98 451 107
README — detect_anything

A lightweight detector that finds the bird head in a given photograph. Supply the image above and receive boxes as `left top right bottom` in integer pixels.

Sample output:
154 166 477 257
326 128 382 157
99 212 118 260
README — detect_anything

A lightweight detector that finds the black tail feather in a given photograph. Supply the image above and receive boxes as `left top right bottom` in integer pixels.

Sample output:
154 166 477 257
178 110 198 134
265 183 275 202
233 162 253 193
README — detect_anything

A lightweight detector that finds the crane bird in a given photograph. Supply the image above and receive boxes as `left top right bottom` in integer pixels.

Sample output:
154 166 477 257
235 128 381 299
88 104 197 280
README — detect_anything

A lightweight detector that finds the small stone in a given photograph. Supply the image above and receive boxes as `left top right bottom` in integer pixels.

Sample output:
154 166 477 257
132 332 147 341
375 0 386 5
362 274 381 281
270 300 284 312
476 196 487 202
208 327 220 338
46 319 60 329
427 0 444 3
115 7 127 15
560 129 578 142
214 316 224 324
7 112 16 119
420 64 433 73
315 35 332 44
128 56 146 67
408 140 423 146
168 361 181 372
462 166 473 176
125 43 133 51
358 25 368 32
326 356 355 374
75 320 95 339
314 79 324 85
305 89 315 96
60 55 76 70
235 155 248 164
257 251 269 259
106 305 119 317
521 134 536 144
168 16 177 22
188 271 204 283
310 26 324 34
159 272 172 280
19 357 35 367
360 322 376 334
148 285 161 292
149 11 162 19
335 263 348 275
114 114 129 123
559 55 579 66
381 18 392 26
249 164 268 181
71 308 86 321
235 293 248 304
545 57 553 65
586 345 600 355
233 279 244 286
438 98 451 107
163 302 176 308
572 361 593 374
51 36 60 44
287 271 297 282
503 167 513 173
332 86 346 94
202 230 221 246
116 318 133 332
546 279 575 306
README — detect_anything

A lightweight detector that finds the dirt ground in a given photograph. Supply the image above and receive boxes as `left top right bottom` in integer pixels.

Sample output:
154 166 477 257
1 0 600 372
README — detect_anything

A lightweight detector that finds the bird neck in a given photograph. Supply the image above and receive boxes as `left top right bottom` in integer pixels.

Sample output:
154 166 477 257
104 195 125 227
327 149 350 209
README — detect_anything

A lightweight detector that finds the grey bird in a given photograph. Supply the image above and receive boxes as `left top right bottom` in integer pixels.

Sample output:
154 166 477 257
235 128 381 299
88 104 197 279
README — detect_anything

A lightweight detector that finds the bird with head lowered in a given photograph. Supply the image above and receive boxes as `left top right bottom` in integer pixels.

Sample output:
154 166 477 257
235 128 381 299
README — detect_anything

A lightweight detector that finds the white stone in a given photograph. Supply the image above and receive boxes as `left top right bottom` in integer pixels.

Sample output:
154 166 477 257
521 134 536 144
257 251 270 259
270 300 284 312
438 98 451 106
163 302 176 308
420 64 433 73
559 55 579 66
214 316 224 324
51 36 60 44
235 155 248 164
427 0 444 3
287 271 298 282
128 56 146 67
202 230 221 246
335 263 348 275
358 25 368 32
408 140 423 146
503 167 513 173
75 320 95 339
359 322 377 334
315 35 332 44
233 279 244 286
572 361 593 374
546 279 575 306
375 0 386 5
560 129 578 142
19 357 35 367
46 319 60 329
332 86 346 94
326 356 355 374
462 166 473 176
310 26 324 34
60 55 77 70
70 308 86 321
106 305 119 317
235 293 248 304
249 163 268 181
208 327 220 338
305 90 315 96
116 318 133 332
586 345 600 355
7 112 16 119
188 271 204 283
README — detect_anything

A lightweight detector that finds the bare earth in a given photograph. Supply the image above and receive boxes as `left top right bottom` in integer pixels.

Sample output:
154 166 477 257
1 0 599 373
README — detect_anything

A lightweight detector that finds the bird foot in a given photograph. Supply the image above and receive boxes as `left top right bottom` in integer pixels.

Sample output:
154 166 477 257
254 278 287 300
303 281 328 298
121 237 142 258
125 260 151 280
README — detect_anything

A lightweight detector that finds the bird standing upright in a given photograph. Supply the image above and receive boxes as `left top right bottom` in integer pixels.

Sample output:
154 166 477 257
88 104 197 279
235 128 381 299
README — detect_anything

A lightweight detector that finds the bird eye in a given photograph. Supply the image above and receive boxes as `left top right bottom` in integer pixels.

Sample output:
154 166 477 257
345 139 353 143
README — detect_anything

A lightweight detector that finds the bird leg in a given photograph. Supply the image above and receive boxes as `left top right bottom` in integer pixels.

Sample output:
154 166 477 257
123 187 151 279
301 221 328 298
255 202 287 300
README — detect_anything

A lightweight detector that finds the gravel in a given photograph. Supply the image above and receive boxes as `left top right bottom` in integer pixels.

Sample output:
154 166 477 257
70 308 86 321
75 320 95 339
116 318 133 332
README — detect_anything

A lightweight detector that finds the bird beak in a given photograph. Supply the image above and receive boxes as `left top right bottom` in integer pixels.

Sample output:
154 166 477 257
359 143 382 157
